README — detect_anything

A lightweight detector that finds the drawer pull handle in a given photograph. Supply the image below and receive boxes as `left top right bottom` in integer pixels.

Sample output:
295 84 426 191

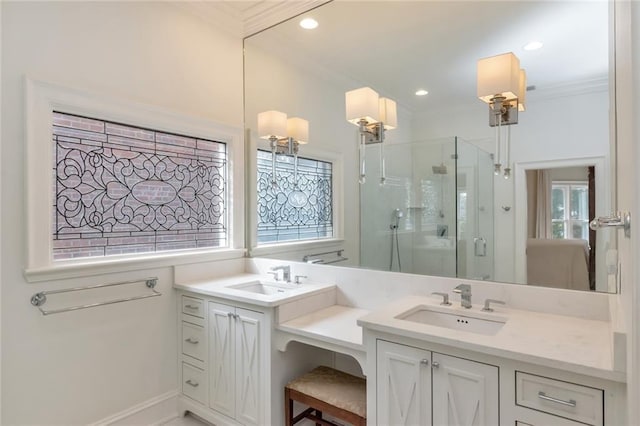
185 304 199 309
185 338 199 344
538 391 576 407
185 379 199 387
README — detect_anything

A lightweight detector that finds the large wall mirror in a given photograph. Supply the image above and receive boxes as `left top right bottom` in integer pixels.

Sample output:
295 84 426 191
244 0 618 293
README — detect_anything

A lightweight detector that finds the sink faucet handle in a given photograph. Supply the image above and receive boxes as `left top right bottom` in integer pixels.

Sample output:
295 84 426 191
482 299 505 312
294 275 307 285
431 292 452 306
266 271 280 281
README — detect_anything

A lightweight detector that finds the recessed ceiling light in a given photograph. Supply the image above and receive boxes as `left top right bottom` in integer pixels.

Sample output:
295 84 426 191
300 18 319 30
523 41 543 51
415 89 429 96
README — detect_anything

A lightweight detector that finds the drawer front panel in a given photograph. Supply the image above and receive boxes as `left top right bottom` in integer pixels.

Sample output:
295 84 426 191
182 362 206 404
516 372 603 426
182 322 205 361
182 296 204 318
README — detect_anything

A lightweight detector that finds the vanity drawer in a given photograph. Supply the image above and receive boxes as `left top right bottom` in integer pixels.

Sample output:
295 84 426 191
516 372 603 426
182 362 206 404
182 322 205 361
182 295 204 318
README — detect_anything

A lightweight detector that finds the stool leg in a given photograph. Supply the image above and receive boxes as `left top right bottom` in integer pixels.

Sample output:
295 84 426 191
315 409 322 426
285 388 293 426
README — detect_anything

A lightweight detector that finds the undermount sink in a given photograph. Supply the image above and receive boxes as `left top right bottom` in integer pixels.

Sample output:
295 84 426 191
228 281 297 295
397 306 506 335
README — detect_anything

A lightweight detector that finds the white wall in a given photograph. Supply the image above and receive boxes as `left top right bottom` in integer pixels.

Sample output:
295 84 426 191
618 0 639 421
0 2 3 421
631 2 640 420
412 88 610 283
1 3 242 424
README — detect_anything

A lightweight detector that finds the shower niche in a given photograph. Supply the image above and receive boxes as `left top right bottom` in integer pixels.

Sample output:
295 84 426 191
360 137 494 280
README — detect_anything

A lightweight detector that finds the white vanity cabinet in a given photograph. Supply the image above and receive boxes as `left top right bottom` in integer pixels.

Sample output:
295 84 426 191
178 292 269 426
376 340 499 426
377 340 432 424
208 302 266 426
367 331 623 426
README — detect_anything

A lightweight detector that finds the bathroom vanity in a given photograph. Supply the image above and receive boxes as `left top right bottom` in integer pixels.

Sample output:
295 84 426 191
173 261 627 426
358 296 625 426
174 273 338 426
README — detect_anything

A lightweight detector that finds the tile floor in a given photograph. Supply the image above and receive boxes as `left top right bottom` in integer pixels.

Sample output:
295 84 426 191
162 413 212 426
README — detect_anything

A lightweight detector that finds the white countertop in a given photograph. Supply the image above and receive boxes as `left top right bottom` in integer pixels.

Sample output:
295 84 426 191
278 305 370 352
174 273 336 307
357 295 625 382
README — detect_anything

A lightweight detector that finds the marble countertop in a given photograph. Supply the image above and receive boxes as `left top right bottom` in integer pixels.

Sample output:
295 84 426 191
357 295 625 383
174 273 336 307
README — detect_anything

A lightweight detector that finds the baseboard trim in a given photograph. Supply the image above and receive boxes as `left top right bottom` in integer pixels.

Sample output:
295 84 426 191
90 390 179 426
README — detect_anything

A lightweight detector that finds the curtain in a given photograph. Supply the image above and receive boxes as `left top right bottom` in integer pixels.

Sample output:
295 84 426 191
526 169 552 239
535 169 552 238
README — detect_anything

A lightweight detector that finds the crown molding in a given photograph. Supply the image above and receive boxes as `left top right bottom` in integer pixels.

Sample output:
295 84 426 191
170 1 330 39
527 75 609 101
243 1 330 37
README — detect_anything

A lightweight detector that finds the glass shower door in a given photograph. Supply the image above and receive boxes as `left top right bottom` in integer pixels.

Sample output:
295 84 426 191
456 138 494 281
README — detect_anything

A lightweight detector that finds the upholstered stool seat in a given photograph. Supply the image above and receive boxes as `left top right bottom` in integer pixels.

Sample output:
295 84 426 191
285 365 366 426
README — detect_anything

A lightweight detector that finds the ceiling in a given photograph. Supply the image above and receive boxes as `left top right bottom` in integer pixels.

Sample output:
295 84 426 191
245 1 610 114
176 0 328 37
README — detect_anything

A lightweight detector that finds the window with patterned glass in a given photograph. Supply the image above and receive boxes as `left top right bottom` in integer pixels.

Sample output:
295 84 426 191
52 111 227 260
256 150 333 244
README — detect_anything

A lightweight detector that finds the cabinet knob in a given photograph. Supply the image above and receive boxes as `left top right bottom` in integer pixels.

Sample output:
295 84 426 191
185 379 199 387
432 361 440 369
420 359 429 366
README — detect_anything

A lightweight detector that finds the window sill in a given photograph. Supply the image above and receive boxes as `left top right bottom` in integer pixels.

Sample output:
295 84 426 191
248 238 345 258
23 248 247 283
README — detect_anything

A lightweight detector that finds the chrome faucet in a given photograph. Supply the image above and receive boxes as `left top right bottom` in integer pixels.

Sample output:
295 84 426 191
453 284 472 308
270 265 291 282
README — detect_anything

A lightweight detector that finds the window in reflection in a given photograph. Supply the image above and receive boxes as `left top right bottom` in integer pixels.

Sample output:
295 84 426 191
551 182 589 240
256 150 333 244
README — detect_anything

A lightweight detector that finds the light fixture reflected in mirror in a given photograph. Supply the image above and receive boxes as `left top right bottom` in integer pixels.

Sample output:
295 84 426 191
477 52 526 179
345 87 397 184
258 110 309 187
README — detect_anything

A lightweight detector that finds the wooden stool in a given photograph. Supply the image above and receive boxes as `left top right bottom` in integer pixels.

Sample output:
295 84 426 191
285 365 366 426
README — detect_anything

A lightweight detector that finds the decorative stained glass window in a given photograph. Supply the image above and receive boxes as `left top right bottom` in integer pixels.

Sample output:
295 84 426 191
52 111 227 260
257 150 332 243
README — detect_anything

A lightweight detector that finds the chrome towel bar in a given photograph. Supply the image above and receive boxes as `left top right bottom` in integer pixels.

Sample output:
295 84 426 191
303 249 346 264
30 277 160 316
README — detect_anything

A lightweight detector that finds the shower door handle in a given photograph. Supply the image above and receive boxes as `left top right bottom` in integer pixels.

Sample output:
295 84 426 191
474 237 486 257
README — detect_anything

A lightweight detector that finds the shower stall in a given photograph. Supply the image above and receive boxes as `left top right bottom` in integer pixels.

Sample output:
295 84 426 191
360 137 494 280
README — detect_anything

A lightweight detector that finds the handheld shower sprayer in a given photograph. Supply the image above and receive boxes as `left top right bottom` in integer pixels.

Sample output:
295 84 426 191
391 208 403 229
390 208 403 272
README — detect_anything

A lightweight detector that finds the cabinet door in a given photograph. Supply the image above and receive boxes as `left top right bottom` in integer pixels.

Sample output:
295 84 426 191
235 308 264 426
209 302 235 418
377 340 432 426
432 352 499 426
